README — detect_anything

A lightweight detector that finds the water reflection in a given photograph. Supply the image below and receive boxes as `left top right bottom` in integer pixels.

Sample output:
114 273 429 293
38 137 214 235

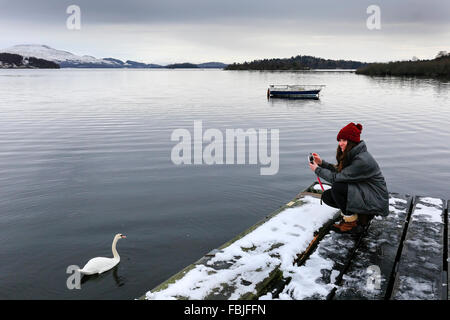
1 69 449 299
80 265 126 288
268 97 322 109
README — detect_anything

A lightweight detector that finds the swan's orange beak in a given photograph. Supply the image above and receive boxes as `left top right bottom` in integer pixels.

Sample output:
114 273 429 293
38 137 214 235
121 235 127 239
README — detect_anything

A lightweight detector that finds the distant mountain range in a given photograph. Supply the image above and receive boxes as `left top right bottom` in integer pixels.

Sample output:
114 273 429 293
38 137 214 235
0 44 228 69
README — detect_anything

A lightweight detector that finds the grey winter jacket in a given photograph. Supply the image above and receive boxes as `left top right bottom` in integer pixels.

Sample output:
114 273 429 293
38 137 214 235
315 140 389 216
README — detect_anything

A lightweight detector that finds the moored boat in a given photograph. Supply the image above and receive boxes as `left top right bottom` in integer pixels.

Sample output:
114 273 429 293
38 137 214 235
267 84 325 99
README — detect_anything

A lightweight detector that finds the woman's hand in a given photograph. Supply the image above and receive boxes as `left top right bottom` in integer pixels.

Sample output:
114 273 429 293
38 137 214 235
312 153 322 165
309 162 318 172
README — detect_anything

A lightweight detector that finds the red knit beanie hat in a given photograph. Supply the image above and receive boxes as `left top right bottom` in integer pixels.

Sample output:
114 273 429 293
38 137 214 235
337 122 363 143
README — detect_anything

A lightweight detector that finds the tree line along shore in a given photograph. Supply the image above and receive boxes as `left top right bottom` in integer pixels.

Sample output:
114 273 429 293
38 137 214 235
355 54 450 77
225 52 450 78
225 55 365 70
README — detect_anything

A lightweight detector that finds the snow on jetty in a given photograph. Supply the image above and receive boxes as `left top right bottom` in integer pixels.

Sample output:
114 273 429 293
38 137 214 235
143 183 449 300
146 193 339 300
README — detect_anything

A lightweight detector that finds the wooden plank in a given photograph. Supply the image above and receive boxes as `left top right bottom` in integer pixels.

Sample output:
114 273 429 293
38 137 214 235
333 193 412 300
390 196 446 300
273 225 366 300
296 181 332 199
265 211 342 299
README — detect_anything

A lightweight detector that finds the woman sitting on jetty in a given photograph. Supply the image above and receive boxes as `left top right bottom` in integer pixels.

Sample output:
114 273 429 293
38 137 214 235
309 122 389 234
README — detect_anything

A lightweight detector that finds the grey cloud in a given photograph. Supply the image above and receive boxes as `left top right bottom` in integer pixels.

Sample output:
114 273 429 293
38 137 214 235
0 0 448 64
1 0 448 25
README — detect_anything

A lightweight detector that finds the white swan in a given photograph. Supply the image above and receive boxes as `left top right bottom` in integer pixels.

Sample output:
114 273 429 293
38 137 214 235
78 234 126 275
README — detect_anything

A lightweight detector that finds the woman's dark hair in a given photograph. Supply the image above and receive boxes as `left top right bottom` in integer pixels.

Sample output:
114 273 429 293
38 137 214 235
335 140 359 172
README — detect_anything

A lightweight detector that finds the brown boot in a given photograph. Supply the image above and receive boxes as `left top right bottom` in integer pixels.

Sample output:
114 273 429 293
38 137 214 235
331 213 362 234
331 220 358 233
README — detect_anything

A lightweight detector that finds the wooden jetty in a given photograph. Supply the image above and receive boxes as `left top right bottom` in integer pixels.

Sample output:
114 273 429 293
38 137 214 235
142 182 448 300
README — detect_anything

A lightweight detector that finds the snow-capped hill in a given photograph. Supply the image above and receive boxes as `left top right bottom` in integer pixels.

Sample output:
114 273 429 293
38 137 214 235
5 44 82 62
0 52 59 69
2 44 119 68
2 44 227 69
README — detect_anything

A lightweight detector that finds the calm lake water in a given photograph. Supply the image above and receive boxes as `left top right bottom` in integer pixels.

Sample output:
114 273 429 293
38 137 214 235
0 69 449 299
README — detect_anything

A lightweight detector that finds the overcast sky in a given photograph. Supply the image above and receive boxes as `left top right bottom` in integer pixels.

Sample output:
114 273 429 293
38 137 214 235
0 0 448 64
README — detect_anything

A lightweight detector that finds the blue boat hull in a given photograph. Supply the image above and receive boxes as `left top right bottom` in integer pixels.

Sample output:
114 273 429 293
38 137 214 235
269 89 321 99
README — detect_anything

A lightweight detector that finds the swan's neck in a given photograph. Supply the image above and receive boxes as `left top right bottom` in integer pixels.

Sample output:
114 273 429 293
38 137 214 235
112 237 120 259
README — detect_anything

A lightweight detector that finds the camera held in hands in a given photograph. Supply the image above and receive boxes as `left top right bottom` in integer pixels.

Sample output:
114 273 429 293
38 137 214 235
308 152 324 191
308 153 314 164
